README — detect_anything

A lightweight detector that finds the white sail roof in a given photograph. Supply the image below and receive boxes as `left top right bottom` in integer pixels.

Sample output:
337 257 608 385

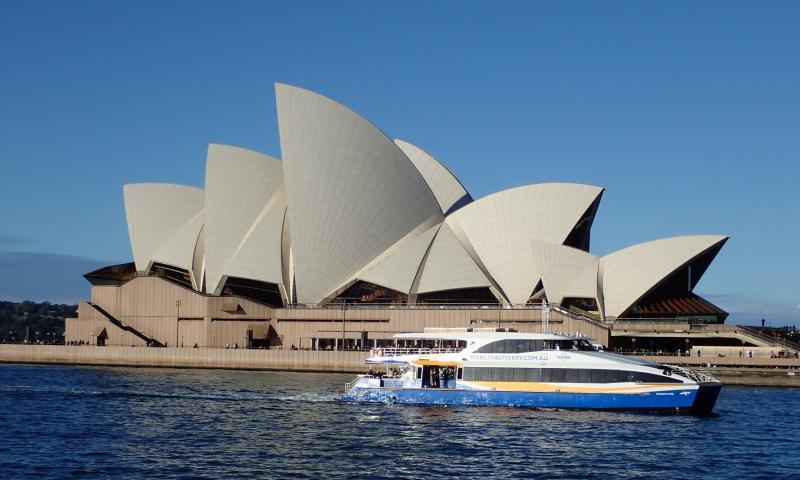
116 84 728 314
359 223 440 294
530 240 598 305
191 225 205 289
599 235 728 318
221 187 287 292
394 139 472 215
276 83 443 304
203 144 285 294
123 183 204 272
446 183 604 304
416 223 491 294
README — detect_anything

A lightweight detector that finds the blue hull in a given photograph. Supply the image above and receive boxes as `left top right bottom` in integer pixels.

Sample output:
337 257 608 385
342 385 720 414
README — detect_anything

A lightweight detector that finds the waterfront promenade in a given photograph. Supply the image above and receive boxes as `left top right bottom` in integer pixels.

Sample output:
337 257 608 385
637 355 800 387
1 345 798 386
0 345 368 372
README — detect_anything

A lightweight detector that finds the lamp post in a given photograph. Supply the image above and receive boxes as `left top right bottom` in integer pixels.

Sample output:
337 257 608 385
631 337 636 354
542 300 550 334
684 338 690 356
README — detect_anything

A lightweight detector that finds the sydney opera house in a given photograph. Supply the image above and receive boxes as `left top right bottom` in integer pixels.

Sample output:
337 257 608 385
65 84 729 351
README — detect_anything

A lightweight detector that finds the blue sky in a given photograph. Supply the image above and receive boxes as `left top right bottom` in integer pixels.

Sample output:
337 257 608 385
0 1 797 325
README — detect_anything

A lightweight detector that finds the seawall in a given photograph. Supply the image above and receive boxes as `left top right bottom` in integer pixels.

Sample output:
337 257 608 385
636 355 800 387
0 345 369 373
2 346 799 386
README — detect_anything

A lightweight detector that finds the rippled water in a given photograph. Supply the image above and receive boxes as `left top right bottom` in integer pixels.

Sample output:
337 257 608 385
1 364 798 479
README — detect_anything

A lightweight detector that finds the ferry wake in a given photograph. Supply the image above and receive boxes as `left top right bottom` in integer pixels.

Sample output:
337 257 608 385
341 328 721 415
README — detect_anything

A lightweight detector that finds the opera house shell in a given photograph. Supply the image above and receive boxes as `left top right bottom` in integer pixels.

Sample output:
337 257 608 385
116 83 728 318
69 84 728 351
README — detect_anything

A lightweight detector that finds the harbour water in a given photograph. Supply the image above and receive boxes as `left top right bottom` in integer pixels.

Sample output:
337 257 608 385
1 364 798 479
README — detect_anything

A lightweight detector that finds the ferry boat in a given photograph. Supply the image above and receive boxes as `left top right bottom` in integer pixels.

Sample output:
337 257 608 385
341 329 721 415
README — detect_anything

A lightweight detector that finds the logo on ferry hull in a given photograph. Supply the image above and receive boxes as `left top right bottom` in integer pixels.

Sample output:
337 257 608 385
469 353 568 362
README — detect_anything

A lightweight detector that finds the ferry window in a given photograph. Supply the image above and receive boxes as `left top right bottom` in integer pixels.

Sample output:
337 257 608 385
526 368 541 382
564 369 579 383
457 368 463 380
549 339 596 351
416 367 422 379
578 369 592 383
513 368 526 382
590 369 607 383
631 372 682 384
476 339 545 354
552 369 566 383
463 368 475 381
540 369 553 382
476 368 489 381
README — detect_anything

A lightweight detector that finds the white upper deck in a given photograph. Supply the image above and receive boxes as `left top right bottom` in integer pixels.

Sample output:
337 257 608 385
393 328 587 343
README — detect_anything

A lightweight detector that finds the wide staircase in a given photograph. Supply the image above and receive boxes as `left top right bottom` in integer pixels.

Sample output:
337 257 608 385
88 302 164 347
609 319 800 354
732 325 800 353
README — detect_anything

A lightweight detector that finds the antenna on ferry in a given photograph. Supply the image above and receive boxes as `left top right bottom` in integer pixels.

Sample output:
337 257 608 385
541 299 549 334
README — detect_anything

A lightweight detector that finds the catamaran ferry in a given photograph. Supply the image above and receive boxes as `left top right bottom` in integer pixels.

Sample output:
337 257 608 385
342 328 721 415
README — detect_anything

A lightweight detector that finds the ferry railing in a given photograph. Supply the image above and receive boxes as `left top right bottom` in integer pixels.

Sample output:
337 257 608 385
549 304 606 328
666 365 719 383
735 325 800 353
285 303 543 310
370 347 462 357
